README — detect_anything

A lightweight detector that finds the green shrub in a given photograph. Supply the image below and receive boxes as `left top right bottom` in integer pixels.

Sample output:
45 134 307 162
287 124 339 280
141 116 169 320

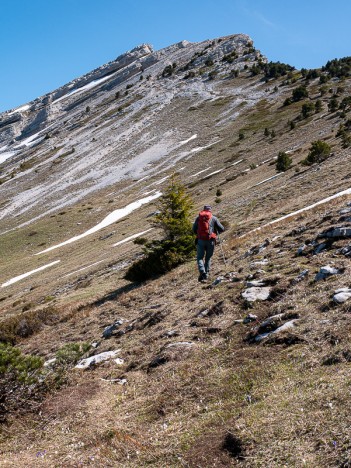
125 177 195 282
319 85 328 96
276 152 292 172
216 188 222 197
292 85 309 101
339 96 351 112
337 125 351 148
262 61 294 80
301 102 315 118
162 65 174 77
305 69 319 79
0 343 43 384
222 51 238 63
55 342 91 366
184 71 196 79
133 237 148 245
315 100 323 113
303 140 331 165
322 57 351 78
328 96 339 112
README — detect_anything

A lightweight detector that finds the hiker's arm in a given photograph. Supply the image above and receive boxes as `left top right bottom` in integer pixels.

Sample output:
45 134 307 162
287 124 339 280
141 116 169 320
214 217 225 234
192 217 198 234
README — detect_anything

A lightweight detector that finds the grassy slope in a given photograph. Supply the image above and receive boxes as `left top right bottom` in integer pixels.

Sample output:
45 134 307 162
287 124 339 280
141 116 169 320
0 69 351 467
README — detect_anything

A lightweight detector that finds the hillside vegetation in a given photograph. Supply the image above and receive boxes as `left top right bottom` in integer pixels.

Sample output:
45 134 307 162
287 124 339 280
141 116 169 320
0 35 350 467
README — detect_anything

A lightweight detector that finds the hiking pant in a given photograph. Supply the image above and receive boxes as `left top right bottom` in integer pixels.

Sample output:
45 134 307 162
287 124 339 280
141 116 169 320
196 239 216 274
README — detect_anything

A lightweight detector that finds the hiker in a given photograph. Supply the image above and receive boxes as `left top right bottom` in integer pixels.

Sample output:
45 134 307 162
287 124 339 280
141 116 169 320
193 205 224 282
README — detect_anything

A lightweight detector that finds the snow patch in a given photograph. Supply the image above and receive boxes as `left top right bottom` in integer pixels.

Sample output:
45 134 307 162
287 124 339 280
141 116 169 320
0 151 16 164
62 260 106 278
241 187 351 238
36 192 162 255
54 74 114 104
251 173 283 188
179 134 197 145
153 176 170 186
8 104 30 115
113 229 153 247
231 159 243 166
203 168 224 178
190 167 212 177
1 260 61 288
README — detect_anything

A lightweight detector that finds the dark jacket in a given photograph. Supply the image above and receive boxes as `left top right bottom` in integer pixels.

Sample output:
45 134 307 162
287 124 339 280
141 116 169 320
193 213 224 239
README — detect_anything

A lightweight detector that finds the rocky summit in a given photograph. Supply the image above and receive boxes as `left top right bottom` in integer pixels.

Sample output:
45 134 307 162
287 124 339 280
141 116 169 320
0 34 351 467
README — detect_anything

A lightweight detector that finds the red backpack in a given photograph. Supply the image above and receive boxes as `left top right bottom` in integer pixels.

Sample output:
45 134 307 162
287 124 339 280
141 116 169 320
197 211 216 240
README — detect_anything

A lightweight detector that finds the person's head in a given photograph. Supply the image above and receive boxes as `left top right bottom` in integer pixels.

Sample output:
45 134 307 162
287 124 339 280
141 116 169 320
203 205 212 212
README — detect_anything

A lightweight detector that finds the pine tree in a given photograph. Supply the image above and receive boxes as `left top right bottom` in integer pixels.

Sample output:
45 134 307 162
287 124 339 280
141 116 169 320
125 176 195 282
154 176 193 242
303 140 331 165
276 151 292 172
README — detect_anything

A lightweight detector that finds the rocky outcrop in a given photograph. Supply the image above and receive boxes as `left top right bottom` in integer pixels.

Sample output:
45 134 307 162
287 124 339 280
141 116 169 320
333 288 351 304
315 265 343 281
319 226 351 239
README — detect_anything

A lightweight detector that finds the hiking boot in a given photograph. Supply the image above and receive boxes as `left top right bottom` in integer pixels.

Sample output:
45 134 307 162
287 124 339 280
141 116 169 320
198 272 207 282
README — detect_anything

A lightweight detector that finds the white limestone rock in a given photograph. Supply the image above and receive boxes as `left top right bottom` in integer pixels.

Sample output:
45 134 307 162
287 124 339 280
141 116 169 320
315 265 341 281
242 286 271 302
333 288 351 304
75 349 122 369
255 319 298 342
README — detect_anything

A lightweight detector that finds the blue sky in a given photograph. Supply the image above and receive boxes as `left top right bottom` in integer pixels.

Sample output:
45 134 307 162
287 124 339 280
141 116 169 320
1 0 350 112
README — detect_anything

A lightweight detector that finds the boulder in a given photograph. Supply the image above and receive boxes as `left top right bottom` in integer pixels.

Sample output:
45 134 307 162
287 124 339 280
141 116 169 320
314 243 327 255
242 286 271 302
165 341 194 349
297 244 307 255
255 319 298 342
333 288 351 304
315 265 341 281
340 246 351 257
339 208 351 215
75 349 122 369
44 358 57 368
320 227 351 239
102 319 124 338
243 239 270 258
243 313 258 324
291 269 309 285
